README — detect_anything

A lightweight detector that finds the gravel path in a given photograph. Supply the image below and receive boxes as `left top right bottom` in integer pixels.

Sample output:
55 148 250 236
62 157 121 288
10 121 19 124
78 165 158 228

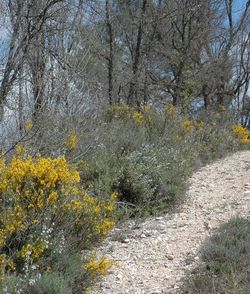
91 151 250 294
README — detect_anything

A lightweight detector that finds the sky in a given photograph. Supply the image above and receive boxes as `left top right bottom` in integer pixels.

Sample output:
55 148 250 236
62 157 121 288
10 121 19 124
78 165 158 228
233 0 249 17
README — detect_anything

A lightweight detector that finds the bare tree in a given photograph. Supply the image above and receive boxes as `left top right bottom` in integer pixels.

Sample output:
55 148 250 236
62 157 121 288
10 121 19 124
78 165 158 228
0 0 69 121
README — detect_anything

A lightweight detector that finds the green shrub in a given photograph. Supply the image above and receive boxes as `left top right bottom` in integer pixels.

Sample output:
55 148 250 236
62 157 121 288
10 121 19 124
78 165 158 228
202 218 250 273
2 252 93 293
182 217 250 294
21 104 247 219
82 142 194 216
63 104 245 217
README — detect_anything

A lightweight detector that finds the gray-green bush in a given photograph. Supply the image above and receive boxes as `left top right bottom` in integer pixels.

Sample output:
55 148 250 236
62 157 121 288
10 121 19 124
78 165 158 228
182 217 250 294
25 104 247 217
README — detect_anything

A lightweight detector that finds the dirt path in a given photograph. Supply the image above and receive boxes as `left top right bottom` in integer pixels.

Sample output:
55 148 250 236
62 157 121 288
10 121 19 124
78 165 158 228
91 151 250 294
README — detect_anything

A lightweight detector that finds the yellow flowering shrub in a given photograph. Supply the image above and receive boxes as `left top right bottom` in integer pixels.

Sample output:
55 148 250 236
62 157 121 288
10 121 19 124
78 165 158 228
164 103 176 116
0 149 116 283
67 131 77 151
232 124 250 144
194 120 204 131
106 104 153 126
183 119 193 132
83 254 113 276
24 119 33 131
19 241 47 260
0 254 5 281
133 111 144 125
182 119 204 134
107 104 132 120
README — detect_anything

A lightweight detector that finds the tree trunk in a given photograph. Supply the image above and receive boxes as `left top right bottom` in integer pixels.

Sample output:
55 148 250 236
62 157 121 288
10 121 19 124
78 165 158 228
105 0 114 105
127 0 148 105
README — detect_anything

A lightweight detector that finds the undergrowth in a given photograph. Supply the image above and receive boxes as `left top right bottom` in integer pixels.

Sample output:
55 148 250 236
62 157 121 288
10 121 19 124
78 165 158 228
27 104 248 217
182 217 250 294
1 104 249 292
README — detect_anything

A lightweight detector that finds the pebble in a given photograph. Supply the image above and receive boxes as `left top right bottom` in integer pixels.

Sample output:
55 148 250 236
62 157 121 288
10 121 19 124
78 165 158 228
203 222 211 230
166 254 174 260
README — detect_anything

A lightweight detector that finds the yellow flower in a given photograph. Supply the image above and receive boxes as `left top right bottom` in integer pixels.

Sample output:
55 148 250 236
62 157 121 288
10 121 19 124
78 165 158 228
28 203 35 209
37 196 44 209
97 220 115 235
240 136 250 144
24 120 33 130
94 206 101 214
0 254 6 279
84 195 96 206
183 120 192 132
47 191 58 204
232 124 250 144
6 260 16 271
84 255 113 276
194 120 204 130
32 242 46 259
72 200 83 209
0 179 8 193
218 104 226 112
133 111 144 125
0 230 5 246
106 203 114 212
15 145 23 156
165 103 176 116
111 192 118 200
20 244 33 259
146 114 153 124
67 131 77 151
175 135 181 142
20 241 46 260
71 186 79 195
